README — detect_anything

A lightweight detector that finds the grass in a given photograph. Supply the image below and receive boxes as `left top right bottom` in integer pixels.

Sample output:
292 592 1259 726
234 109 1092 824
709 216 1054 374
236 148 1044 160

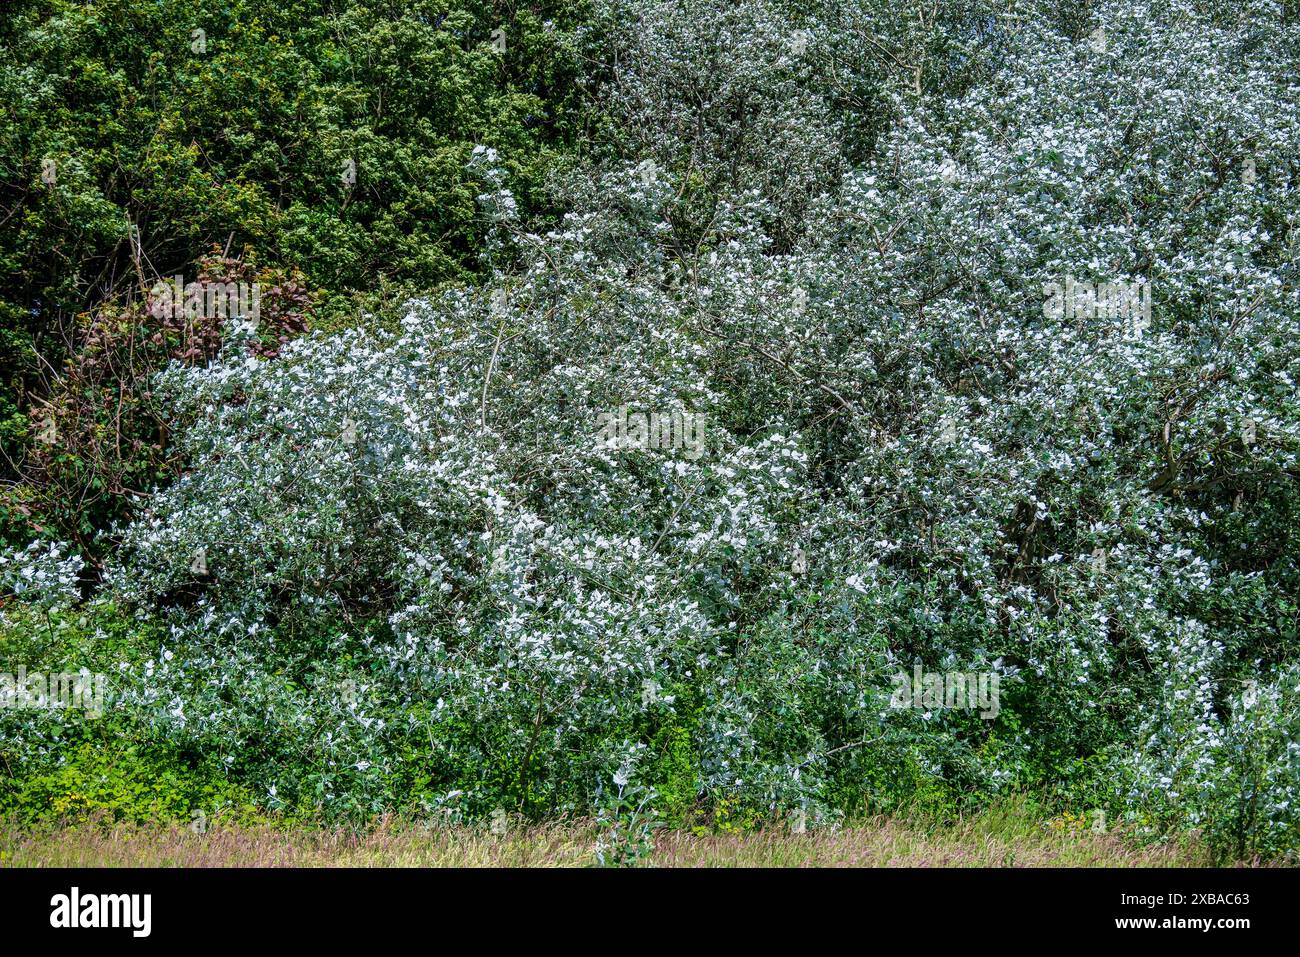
0 803 1272 867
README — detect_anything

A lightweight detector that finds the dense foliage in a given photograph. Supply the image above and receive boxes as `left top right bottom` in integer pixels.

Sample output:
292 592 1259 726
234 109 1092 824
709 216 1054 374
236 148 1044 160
0 0 586 545
4 0 1300 862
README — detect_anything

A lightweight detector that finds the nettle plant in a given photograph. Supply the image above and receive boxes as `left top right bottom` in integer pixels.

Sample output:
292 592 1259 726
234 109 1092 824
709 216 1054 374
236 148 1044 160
4 0 1290 847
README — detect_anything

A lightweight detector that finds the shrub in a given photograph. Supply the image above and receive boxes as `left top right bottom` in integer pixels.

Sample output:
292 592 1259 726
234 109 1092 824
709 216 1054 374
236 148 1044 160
3 0 1299 859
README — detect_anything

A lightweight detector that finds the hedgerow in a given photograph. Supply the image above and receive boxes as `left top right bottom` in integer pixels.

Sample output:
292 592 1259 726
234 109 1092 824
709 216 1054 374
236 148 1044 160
2 0 1299 860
